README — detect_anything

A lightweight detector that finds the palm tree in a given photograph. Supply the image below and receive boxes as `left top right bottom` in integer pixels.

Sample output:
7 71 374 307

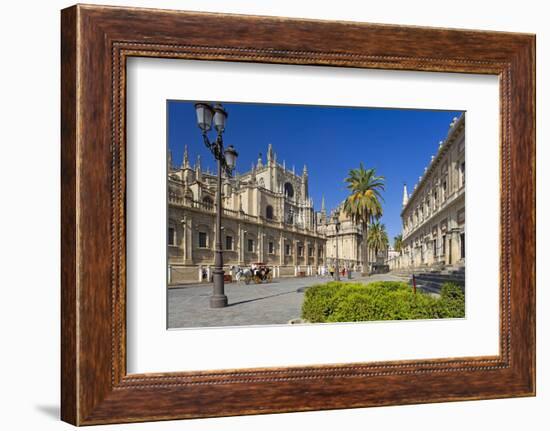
393 234 403 255
342 164 385 271
367 222 389 259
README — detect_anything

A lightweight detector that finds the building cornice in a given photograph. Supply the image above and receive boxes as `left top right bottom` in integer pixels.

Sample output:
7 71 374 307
401 113 465 217
168 199 325 240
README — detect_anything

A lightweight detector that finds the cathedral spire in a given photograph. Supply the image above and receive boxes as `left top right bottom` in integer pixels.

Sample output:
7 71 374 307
402 183 409 207
267 143 274 164
168 149 173 170
321 195 326 213
301 164 308 199
182 144 189 168
251 162 257 182
195 155 202 181
257 152 263 169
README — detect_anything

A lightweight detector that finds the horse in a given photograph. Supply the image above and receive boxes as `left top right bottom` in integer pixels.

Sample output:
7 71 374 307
234 266 254 284
234 265 272 284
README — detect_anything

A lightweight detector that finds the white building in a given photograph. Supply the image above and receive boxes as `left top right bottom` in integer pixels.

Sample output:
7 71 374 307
389 114 465 270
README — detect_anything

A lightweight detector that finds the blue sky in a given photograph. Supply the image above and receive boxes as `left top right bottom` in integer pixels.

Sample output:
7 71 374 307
167 101 463 243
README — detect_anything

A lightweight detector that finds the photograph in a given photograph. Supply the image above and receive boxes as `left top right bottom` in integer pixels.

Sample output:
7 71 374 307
166 101 466 328
1 0 540 427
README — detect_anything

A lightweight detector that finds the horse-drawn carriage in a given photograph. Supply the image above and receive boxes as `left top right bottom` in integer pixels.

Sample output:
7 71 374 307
234 263 273 285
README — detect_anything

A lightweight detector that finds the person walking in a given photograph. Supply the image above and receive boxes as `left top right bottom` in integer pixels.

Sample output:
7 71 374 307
329 265 335 278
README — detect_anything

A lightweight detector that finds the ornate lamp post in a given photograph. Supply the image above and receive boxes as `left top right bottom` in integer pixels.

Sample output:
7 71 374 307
333 211 341 281
194 102 238 308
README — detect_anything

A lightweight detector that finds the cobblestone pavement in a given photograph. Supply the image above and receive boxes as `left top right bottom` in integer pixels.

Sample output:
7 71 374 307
167 273 405 329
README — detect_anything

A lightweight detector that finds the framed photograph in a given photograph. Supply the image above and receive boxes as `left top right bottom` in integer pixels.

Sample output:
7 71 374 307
61 4 535 425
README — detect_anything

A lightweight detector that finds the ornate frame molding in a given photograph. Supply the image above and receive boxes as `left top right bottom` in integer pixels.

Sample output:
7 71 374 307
61 5 535 425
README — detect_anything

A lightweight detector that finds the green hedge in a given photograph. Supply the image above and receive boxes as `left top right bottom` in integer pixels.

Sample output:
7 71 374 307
301 281 465 323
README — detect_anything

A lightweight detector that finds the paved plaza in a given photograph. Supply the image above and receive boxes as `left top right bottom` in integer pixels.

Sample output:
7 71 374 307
167 273 405 329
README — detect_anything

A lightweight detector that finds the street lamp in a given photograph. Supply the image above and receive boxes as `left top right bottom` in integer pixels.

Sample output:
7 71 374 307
333 211 341 281
194 102 238 308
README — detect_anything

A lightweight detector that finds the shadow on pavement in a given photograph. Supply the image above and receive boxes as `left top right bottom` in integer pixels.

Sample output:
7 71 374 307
227 289 298 307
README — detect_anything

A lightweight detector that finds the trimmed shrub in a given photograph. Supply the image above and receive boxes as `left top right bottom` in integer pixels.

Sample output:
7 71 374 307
440 282 464 300
301 282 344 323
301 281 465 323
362 281 410 292
301 282 373 322
437 282 465 318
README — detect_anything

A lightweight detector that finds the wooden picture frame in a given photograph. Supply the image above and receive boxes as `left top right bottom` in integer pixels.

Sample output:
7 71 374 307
61 4 535 425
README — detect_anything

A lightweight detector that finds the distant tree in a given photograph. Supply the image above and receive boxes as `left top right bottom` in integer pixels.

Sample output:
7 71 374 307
367 221 389 259
342 164 384 267
394 234 403 255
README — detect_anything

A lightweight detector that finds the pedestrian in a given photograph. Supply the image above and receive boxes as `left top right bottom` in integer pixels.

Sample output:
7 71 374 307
329 265 334 278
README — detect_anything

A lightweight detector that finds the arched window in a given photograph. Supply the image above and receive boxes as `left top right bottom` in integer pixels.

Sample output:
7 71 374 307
202 196 213 209
266 205 274 220
267 237 276 254
184 189 194 203
286 208 294 225
284 182 294 198
167 225 176 246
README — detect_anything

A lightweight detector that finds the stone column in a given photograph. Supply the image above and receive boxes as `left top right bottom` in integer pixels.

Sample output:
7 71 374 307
238 223 245 265
314 241 319 268
437 233 442 264
182 218 187 264
258 227 264 262
183 215 193 265
450 229 460 265
450 149 457 193
180 216 187 264
279 231 285 266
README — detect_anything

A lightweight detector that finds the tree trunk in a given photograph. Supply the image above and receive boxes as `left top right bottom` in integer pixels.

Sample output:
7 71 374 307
364 221 369 274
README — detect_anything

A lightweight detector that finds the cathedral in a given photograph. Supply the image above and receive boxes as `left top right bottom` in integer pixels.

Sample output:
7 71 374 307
167 143 367 284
